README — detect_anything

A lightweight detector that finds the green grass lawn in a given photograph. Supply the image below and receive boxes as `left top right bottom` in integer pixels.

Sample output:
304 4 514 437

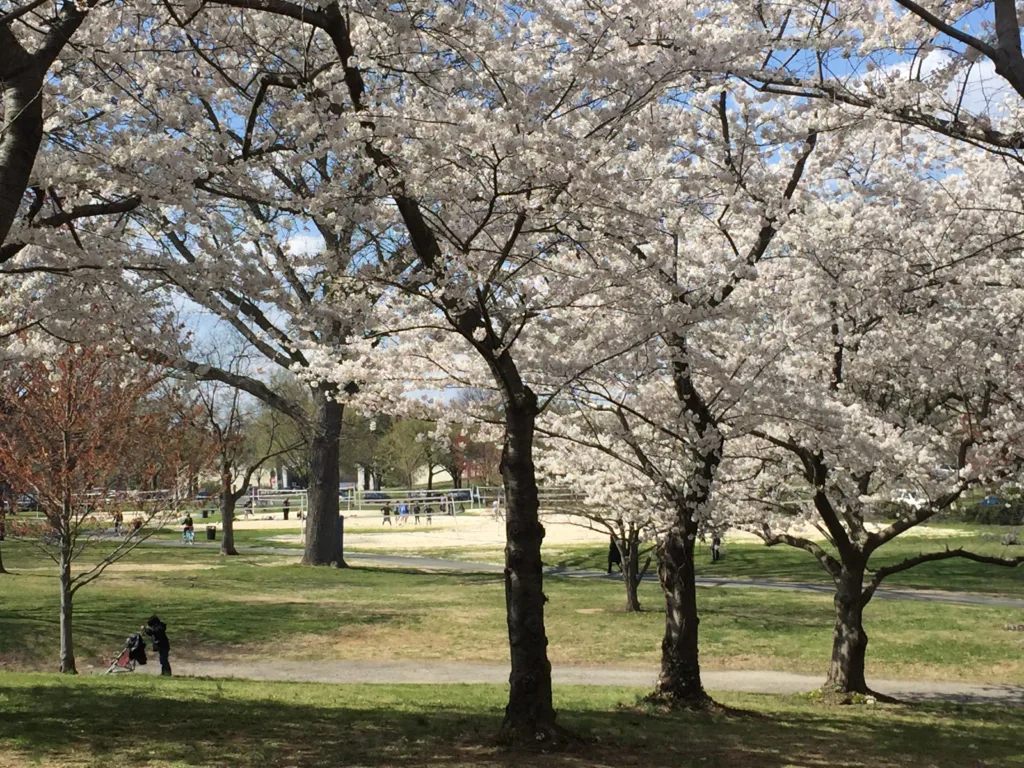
0 673 1021 767
1 540 1022 684
392 528 1024 596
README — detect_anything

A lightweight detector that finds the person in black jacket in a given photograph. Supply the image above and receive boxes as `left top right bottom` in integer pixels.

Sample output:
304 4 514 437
142 615 171 676
607 536 623 574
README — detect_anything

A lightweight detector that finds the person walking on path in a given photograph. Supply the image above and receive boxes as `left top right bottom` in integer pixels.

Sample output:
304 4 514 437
381 503 393 526
113 510 123 536
182 513 194 545
143 615 172 676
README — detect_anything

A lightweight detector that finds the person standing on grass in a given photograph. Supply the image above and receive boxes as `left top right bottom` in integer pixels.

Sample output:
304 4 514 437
711 534 722 563
607 536 622 574
142 615 172 676
381 503 392 526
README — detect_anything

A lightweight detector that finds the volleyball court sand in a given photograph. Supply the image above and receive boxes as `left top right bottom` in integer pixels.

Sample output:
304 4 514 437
232 509 970 551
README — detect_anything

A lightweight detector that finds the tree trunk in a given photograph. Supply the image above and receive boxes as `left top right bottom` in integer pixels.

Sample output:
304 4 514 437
826 566 869 694
0 33 44 249
0 511 7 574
303 385 345 567
621 534 642 613
372 471 382 491
451 466 463 489
219 461 238 556
59 538 76 674
427 465 434 490
650 529 707 706
498 393 560 745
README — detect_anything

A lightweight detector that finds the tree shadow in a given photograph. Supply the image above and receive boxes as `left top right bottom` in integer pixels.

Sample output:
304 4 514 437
1 679 1020 767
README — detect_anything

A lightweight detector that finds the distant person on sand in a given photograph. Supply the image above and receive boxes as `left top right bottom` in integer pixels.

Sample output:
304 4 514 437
381 503 392 526
142 615 172 676
399 503 409 525
425 504 433 525
282 498 290 519
413 503 421 525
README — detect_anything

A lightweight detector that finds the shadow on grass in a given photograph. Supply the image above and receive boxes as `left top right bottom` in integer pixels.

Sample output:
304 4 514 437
1 678 1022 767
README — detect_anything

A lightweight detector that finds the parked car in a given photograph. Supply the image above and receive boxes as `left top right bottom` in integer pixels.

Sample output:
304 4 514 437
979 495 1004 507
364 492 390 501
446 489 472 502
16 493 39 511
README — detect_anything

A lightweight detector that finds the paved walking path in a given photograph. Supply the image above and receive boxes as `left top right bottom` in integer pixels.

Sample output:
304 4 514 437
126 658 1023 705
146 540 1024 609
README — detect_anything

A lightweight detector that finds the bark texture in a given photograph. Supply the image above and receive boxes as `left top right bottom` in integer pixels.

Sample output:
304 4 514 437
0 29 43 249
303 386 345 566
650 530 707 706
619 534 644 612
826 566 869 694
59 537 76 674
498 390 560 745
219 461 239 556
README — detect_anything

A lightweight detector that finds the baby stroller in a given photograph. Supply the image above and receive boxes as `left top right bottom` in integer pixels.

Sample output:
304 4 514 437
105 633 148 674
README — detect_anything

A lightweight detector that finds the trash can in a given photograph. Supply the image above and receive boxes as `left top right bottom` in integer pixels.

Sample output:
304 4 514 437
282 508 289 521
206 525 216 541
201 509 208 519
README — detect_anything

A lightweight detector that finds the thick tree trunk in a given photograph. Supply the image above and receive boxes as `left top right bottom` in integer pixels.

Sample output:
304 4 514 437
0 541 6 574
621 534 642 612
0 32 44 249
452 468 462 489
498 394 560 745
303 386 345 567
826 567 869 694
59 539 76 674
650 529 707 706
427 465 434 490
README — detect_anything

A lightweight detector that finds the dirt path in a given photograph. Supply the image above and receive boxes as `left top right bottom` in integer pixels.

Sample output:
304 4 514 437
121 658 1024 705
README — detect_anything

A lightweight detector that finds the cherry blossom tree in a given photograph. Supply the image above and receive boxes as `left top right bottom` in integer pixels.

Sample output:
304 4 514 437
1 1 143 284
737 1 1024 161
135 0 742 742
722 140 1024 696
